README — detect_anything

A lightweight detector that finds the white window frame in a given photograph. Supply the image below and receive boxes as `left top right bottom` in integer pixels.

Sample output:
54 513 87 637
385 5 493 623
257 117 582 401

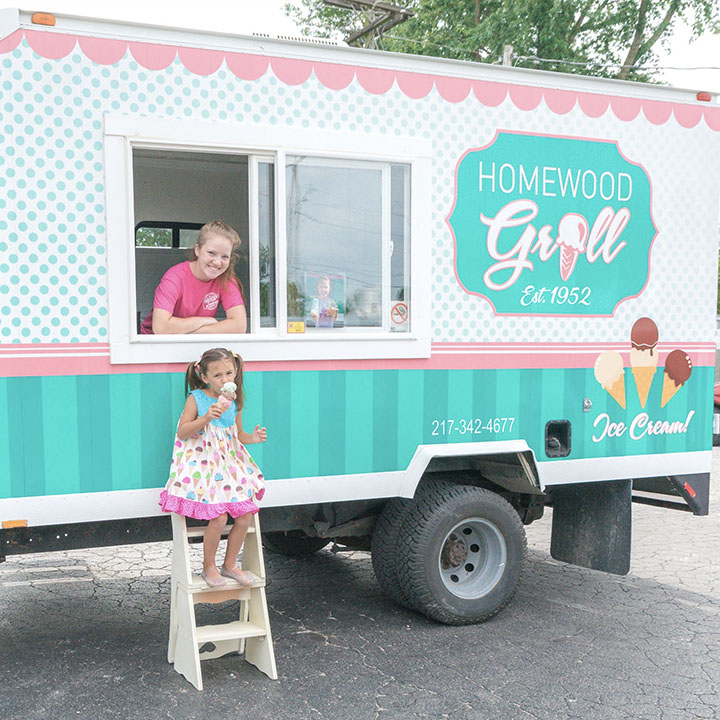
104 115 432 365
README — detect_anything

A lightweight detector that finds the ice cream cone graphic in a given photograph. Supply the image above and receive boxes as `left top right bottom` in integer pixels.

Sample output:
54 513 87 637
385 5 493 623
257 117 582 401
660 350 692 407
629 317 658 408
556 214 588 281
594 350 626 409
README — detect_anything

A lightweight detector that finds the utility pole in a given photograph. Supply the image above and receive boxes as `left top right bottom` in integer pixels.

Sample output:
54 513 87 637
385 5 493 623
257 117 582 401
323 0 414 49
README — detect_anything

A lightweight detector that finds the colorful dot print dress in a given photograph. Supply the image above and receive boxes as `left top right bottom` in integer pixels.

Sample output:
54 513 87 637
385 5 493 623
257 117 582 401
159 390 265 520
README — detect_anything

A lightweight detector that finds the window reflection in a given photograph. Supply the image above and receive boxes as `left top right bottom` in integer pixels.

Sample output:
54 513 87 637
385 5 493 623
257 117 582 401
286 157 409 331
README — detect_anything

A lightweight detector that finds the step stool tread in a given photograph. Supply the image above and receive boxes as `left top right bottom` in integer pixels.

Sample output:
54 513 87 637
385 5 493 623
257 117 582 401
196 621 267 643
184 572 264 591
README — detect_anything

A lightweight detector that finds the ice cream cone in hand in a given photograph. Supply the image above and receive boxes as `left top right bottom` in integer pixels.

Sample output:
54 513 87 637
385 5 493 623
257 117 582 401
556 214 588 282
629 317 659 408
660 350 692 407
216 381 237 411
594 350 626 409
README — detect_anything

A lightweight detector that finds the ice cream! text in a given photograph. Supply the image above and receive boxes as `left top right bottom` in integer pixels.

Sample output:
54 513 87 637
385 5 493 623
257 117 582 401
592 410 695 443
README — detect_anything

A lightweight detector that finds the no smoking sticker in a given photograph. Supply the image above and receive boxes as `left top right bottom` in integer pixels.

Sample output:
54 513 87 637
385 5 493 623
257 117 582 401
391 302 409 325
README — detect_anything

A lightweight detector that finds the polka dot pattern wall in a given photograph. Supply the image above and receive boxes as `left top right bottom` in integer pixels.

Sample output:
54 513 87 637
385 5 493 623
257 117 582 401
2 31 719 346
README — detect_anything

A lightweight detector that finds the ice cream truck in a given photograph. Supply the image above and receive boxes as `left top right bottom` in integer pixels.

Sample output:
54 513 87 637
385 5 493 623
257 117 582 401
1 8 718 625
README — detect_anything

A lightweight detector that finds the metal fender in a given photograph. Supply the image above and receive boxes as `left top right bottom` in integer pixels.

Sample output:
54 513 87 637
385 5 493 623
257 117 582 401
398 440 542 498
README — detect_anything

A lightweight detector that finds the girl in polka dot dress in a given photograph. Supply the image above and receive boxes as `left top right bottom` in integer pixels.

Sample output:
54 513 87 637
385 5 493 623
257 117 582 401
160 347 266 587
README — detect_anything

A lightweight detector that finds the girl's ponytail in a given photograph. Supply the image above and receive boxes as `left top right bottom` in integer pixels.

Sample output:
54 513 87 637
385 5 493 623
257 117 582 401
231 351 245 410
184 361 203 397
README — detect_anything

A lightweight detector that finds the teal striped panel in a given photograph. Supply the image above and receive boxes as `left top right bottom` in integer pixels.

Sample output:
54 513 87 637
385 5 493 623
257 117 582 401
109 374 143 491
447 370 474 444
423 370 448 443
373 371 399 471
289 371 319 478
243 371 264 468
0 380 12 499
319 371 346 476
42 375 80 496
0 366 712 499
8 377 45 498
397 370 424 467
139 373 175 488
259 371 290 479
344 370 373 474
473 368 496 430
76 375 112 493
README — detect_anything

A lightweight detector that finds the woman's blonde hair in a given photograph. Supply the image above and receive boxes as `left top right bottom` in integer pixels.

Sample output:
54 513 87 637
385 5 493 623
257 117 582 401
193 220 243 292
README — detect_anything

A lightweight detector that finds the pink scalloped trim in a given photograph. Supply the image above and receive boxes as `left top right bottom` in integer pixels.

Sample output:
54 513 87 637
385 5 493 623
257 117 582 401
0 29 22 53
4 28 718 131
79 36 127 65
159 489 260 519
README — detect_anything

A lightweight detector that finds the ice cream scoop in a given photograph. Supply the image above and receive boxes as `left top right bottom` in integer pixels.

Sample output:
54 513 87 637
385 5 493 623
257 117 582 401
660 350 692 407
216 381 237 411
630 317 658 357
629 317 659 408
594 350 626 408
556 213 588 281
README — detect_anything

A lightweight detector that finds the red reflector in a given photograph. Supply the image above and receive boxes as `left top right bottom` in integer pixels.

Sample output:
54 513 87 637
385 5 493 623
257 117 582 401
696 92 712 102
683 481 696 498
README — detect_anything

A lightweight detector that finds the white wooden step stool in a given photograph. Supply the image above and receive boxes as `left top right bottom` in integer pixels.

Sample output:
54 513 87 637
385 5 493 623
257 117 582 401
167 512 277 689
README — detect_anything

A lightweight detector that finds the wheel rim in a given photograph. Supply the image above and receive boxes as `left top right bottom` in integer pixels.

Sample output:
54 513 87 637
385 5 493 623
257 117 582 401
437 517 507 599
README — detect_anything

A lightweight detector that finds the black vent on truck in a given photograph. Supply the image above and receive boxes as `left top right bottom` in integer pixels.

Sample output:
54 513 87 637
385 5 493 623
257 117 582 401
545 420 571 458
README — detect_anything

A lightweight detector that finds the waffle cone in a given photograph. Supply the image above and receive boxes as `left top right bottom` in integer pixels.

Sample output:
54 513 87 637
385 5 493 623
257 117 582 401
631 366 656 408
604 374 626 409
660 373 683 408
559 247 578 281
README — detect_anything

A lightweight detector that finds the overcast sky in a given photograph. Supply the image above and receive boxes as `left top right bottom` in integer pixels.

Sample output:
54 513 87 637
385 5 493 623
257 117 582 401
2 0 718 93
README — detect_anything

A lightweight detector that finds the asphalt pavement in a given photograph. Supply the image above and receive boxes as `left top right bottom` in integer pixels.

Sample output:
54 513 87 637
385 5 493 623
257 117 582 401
1 453 718 720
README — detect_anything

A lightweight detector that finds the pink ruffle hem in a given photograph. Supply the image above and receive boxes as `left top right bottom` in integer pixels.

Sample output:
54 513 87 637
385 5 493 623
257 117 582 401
159 489 264 520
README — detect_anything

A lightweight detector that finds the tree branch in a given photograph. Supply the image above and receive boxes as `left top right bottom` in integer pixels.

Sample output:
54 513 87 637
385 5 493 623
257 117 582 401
618 0 681 79
638 0 682 56
618 0 649 79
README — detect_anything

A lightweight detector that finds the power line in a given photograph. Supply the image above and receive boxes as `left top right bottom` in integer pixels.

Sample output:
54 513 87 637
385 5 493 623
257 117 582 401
513 54 720 73
382 32 719 75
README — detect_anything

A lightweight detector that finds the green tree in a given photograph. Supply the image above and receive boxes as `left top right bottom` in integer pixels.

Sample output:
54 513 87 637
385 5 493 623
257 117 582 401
286 0 719 81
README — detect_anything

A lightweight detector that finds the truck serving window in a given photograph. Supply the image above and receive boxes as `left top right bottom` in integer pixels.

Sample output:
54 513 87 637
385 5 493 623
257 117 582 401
104 116 430 364
285 157 410 334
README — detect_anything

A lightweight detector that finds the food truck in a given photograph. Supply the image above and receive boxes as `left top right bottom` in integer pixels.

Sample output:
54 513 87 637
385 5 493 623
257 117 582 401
1 8 717 624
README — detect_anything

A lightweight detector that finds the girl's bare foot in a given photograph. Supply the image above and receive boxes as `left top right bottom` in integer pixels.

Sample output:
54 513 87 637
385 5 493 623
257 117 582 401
219 565 255 586
201 566 226 587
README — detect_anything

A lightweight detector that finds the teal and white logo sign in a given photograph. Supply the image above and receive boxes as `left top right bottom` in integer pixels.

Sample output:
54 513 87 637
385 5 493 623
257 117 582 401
448 131 657 315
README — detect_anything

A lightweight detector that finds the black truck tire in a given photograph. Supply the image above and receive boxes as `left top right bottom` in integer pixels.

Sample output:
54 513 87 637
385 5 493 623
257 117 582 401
262 530 330 557
396 482 527 625
371 497 417 609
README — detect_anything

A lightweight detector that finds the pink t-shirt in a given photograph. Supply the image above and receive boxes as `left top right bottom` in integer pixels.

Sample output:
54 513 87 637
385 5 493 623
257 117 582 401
140 261 244 334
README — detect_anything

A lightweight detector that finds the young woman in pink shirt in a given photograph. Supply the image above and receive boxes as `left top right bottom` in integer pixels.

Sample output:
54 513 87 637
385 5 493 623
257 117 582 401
140 221 247 335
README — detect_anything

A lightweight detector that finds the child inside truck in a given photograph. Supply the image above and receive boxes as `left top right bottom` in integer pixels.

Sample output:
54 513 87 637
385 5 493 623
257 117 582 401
159 347 267 586
309 274 339 328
